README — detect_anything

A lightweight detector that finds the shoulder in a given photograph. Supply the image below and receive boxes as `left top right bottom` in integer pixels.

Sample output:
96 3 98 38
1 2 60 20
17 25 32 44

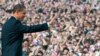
4 16 20 25
2 16 21 29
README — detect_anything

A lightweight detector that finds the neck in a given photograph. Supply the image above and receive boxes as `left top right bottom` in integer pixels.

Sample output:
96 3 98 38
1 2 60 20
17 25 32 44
12 13 20 21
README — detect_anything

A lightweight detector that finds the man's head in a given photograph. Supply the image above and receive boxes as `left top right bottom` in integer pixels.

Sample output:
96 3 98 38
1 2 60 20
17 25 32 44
12 4 26 21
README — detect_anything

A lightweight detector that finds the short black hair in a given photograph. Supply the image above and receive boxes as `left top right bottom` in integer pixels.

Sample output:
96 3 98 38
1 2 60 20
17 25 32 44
13 4 26 13
63 47 69 52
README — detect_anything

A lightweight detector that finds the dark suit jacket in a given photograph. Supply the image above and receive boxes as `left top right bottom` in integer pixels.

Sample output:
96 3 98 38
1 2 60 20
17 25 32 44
1 16 49 56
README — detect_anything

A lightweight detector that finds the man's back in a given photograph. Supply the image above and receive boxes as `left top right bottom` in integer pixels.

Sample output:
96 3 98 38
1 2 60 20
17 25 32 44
2 16 23 56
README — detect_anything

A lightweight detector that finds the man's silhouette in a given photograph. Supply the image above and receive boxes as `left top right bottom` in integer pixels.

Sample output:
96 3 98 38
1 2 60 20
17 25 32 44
1 4 55 56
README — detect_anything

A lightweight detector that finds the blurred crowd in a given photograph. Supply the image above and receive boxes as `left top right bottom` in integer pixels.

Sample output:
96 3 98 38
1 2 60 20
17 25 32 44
0 0 100 56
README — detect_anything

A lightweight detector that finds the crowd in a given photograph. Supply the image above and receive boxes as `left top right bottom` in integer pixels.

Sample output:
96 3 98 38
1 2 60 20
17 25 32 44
0 0 100 56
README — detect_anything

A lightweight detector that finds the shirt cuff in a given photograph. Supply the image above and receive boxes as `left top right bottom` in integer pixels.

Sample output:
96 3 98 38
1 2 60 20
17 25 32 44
47 22 50 28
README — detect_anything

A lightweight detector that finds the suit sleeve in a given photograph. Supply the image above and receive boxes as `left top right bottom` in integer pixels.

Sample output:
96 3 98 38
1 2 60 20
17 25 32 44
16 22 49 33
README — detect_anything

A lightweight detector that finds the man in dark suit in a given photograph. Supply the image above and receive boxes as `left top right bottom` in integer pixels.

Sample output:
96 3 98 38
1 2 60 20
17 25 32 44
1 4 55 56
